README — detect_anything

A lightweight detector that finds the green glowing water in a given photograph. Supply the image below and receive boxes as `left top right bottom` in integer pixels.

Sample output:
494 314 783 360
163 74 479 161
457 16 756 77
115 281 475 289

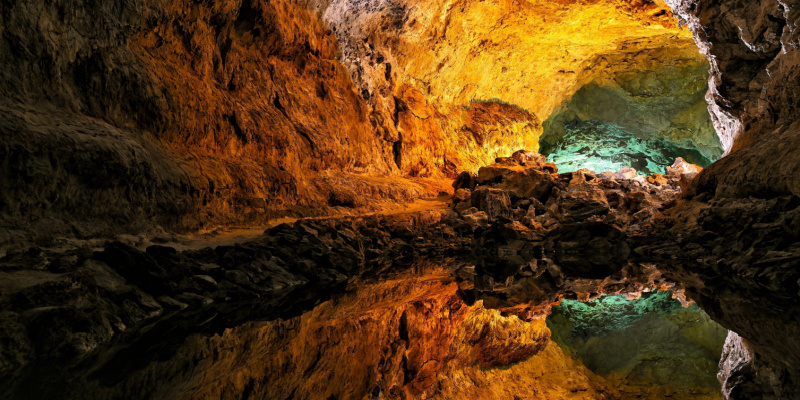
539 120 715 175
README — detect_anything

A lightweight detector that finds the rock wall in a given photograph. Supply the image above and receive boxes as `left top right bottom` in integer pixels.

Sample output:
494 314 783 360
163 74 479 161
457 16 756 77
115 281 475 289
541 51 722 169
0 0 436 246
316 0 705 175
1 0 704 246
643 1 800 397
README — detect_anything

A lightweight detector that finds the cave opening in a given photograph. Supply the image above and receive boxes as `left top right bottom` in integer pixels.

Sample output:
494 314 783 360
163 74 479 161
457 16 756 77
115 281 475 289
547 290 728 399
539 60 725 175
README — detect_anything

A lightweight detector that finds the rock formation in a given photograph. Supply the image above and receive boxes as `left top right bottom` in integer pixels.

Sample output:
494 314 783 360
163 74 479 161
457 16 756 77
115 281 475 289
0 151 715 399
0 0 705 247
3 0 800 399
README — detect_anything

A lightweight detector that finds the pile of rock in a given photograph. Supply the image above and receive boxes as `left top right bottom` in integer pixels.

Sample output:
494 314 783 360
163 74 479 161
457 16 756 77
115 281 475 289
445 150 703 316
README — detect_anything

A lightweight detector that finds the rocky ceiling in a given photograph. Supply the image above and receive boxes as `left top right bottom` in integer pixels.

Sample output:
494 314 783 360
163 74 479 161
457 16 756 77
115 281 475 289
319 0 714 171
0 0 715 244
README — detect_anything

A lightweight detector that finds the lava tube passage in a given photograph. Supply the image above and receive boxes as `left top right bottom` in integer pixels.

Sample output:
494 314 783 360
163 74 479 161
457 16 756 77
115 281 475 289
539 60 724 174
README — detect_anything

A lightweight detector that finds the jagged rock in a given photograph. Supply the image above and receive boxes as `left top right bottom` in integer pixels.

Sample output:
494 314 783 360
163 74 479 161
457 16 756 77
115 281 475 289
665 156 703 190
647 174 668 186
470 188 512 220
718 331 785 400
613 167 639 180
462 211 490 231
452 172 478 191
555 184 611 222
511 149 547 166
94 242 176 296
453 188 471 203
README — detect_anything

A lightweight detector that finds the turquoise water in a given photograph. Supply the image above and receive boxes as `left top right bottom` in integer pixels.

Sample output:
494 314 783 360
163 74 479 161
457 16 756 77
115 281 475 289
539 120 714 175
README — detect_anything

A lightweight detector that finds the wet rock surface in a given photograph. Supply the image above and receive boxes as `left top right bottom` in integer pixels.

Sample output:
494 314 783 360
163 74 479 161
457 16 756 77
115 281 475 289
450 151 688 317
644 1 800 397
0 0 709 248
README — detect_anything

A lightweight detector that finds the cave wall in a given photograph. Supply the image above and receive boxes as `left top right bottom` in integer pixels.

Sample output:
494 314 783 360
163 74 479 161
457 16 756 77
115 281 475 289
1 0 701 245
637 0 800 397
666 0 800 199
0 0 445 246
316 0 706 175
548 292 728 399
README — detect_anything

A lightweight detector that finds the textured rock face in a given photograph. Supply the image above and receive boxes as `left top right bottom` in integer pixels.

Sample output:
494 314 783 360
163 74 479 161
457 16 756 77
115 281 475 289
317 0 707 175
632 0 800 398
0 151 711 399
0 0 707 246
6 0 800 398
0 0 435 245
540 58 723 173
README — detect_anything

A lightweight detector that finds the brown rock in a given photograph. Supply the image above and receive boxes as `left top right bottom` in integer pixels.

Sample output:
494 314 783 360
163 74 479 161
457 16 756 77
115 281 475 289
453 188 472 203
510 150 546 166
453 171 478 191
470 188 512 220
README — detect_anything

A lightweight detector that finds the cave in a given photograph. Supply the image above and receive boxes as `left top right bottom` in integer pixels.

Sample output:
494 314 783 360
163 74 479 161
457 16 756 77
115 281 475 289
539 59 724 174
2 0 800 399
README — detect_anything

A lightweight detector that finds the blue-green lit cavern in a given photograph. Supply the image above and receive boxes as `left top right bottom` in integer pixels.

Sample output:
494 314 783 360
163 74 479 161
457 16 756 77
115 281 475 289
540 63 724 175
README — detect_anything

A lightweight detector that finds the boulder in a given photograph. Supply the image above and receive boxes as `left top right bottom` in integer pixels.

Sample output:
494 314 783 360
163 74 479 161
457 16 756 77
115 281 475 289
452 171 477 191
666 157 703 191
510 150 546 166
470 188 512 220
453 188 471 203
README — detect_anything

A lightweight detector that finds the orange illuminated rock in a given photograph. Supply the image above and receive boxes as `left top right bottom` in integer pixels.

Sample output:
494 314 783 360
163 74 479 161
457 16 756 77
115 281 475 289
0 0 707 244
321 0 704 175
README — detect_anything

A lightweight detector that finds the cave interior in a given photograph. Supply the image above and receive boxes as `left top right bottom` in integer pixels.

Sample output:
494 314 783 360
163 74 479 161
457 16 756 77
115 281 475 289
0 0 799 399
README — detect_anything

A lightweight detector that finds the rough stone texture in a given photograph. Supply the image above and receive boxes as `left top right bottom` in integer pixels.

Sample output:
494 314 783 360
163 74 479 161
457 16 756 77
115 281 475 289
717 332 785 400
1 0 707 247
315 0 705 175
0 0 441 246
638 0 800 397
0 151 712 399
450 153 697 318
5 0 800 398
641 194 800 400
541 56 723 168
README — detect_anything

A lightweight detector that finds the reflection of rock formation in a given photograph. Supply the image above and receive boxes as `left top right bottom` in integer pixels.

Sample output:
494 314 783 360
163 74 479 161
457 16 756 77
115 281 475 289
645 0 800 397
0 151 713 399
4 0 800 398
548 291 728 399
